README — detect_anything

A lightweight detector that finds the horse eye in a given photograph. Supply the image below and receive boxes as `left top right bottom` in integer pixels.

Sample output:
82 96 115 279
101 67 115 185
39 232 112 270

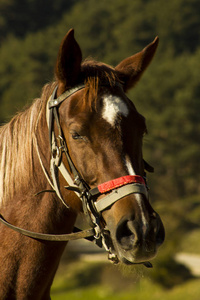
71 131 81 140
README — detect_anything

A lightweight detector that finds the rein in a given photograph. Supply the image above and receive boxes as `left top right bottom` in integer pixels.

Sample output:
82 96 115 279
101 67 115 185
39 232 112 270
0 84 151 262
0 214 94 241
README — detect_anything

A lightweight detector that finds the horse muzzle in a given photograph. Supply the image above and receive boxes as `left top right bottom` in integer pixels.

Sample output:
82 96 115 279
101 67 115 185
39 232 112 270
105 203 165 265
89 175 165 265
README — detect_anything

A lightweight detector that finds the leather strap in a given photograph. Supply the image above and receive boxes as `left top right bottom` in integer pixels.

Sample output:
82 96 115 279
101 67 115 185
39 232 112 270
47 86 86 209
90 175 146 196
48 84 85 108
94 183 148 212
0 214 94 241
50 159 70 209
48 83 122 109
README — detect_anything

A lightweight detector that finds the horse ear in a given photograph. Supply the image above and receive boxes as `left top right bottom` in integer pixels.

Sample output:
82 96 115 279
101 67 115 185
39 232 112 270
55 28 82 89
115 37 159 91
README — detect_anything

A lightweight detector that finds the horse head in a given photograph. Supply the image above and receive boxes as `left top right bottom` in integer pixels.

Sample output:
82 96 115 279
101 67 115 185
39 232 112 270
51 29 165 265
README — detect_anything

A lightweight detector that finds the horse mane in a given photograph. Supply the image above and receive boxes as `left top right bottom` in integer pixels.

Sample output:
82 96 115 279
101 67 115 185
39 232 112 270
0 60 117 206
0 83 56 206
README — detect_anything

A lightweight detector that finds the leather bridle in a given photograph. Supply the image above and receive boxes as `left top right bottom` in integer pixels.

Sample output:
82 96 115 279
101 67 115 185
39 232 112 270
0 84 152 264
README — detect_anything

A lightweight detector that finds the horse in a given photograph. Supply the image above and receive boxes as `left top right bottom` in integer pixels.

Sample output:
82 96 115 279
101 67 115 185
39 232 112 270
0 29 165 299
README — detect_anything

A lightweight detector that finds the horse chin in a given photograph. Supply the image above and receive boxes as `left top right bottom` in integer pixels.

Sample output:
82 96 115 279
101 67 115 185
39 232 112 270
118 252 157 265
111 242 158 266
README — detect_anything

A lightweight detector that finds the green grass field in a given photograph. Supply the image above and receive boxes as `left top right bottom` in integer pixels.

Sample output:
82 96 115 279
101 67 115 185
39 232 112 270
51 258 200 300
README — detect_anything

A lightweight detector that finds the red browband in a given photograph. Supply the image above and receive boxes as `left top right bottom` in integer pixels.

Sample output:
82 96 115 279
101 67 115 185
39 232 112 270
97 175 145 194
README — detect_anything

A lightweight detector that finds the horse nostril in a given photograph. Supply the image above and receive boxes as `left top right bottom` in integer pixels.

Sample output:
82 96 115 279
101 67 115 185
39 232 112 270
116 220 136 250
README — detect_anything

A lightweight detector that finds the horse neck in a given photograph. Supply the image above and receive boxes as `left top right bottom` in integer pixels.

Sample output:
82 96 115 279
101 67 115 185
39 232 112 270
0 98 77 299
0 95 76 227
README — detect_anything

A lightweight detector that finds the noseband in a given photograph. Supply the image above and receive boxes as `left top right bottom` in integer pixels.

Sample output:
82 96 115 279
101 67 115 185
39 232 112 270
0 84 152 265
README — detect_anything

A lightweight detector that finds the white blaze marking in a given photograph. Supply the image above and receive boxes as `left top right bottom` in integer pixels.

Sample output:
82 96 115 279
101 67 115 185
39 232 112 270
125 155 136 175
135 194 148 230
102 95 129 126
125 155 148 229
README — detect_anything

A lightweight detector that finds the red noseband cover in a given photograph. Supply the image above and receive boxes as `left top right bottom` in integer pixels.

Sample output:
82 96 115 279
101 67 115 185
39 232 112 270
98 175 145 194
